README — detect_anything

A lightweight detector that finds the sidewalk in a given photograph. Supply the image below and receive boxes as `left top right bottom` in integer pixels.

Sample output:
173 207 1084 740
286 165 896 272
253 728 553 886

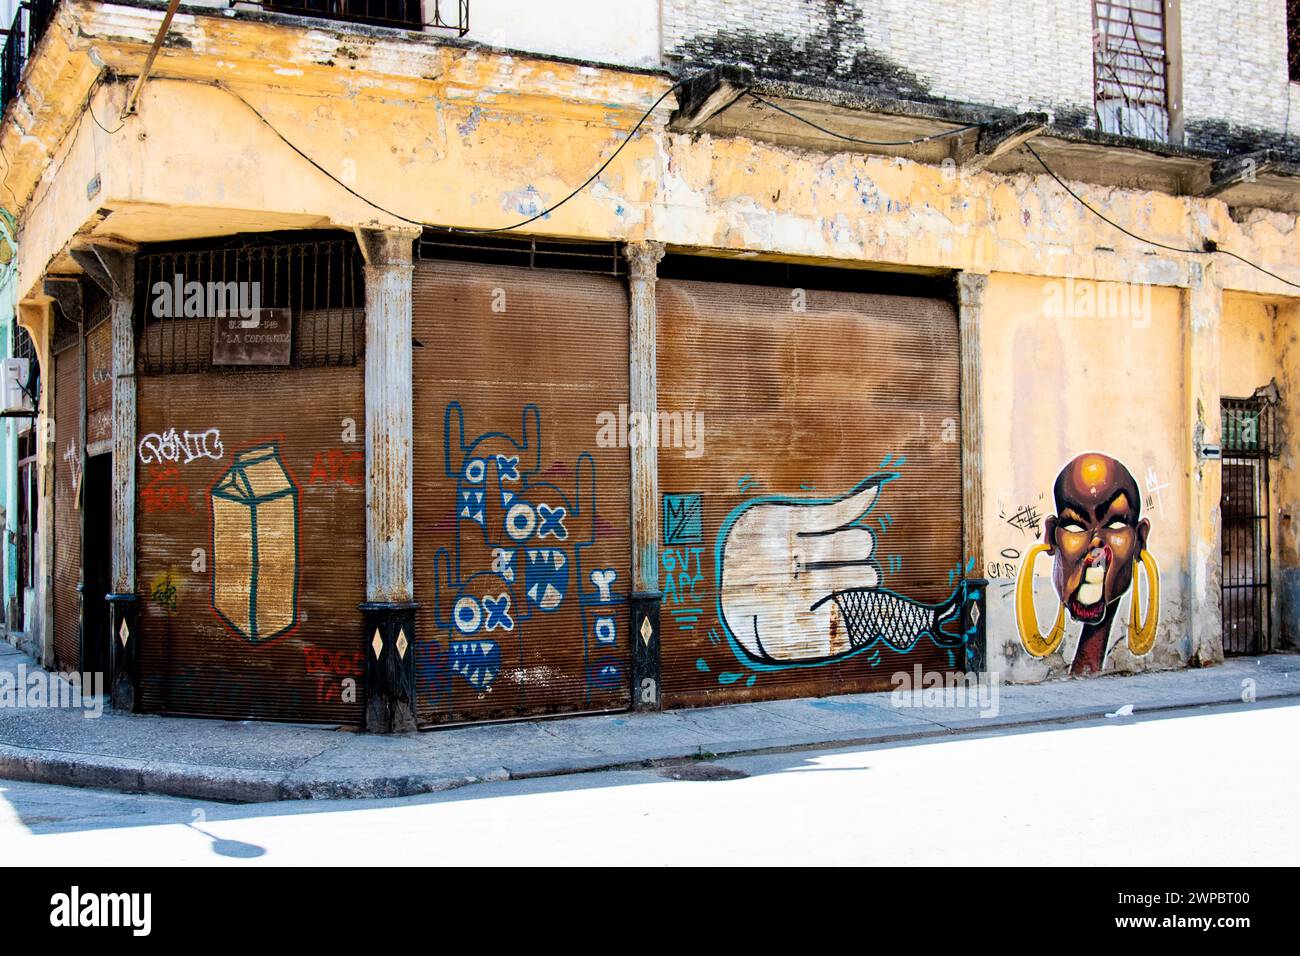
1 640 1297 802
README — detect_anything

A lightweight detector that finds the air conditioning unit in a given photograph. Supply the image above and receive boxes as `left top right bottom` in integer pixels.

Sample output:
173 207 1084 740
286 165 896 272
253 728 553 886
0 358 34 417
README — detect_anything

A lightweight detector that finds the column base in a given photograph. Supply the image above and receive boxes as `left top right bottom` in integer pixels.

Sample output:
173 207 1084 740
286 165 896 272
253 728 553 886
960 578 989 674
361 601 419 733
106 593 140 712
629 590 662 711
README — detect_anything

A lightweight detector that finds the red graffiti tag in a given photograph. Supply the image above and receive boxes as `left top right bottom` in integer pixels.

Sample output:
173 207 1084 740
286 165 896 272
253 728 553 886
308 450 364 486
141 464 193 513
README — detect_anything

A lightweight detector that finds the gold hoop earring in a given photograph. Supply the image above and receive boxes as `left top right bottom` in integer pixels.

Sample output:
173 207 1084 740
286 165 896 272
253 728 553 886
1016 543 1066 657
1127 549 1160 656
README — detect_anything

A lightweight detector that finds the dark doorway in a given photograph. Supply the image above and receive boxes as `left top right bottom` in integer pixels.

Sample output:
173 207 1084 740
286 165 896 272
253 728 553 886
80 453 113 677
1220 397 1275 656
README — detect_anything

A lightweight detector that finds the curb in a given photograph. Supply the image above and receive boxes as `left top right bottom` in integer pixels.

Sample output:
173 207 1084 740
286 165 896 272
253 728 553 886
2 690 1297 803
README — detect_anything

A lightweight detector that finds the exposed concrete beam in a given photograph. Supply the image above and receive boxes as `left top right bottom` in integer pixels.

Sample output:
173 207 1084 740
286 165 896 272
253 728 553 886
43 276 84 327
669 65 754 133
1202 150 1280 198
68 239 139 300
954 111 1048 169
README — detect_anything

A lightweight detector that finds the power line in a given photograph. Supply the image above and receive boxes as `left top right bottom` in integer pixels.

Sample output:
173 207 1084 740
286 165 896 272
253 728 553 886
220 78 683 235
747 91 985 146
1024 140 1300 289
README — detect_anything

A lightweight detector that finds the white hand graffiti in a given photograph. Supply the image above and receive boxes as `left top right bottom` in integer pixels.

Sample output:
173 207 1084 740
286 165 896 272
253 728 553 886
719 478 884 662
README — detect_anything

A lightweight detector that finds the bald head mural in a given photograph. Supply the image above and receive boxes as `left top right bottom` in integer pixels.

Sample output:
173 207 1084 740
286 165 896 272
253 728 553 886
1015 452 1160 675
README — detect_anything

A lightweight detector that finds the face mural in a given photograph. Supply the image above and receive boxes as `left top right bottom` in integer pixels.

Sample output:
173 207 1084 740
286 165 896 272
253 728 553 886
1016 452 1160 675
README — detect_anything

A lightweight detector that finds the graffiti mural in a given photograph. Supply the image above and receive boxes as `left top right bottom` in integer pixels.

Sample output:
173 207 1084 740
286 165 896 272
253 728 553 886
714 472 964 668
423 402 623 704
210 443 301 644
1015 452 1160 675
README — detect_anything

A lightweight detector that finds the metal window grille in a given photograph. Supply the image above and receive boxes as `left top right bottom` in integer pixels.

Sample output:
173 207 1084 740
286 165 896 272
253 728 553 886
134 236 365 375
12 321 39 408
1290 0 1300 84
254 0 469 34
1220 395 1277 656
418 232 626 276
1093 0 1170 143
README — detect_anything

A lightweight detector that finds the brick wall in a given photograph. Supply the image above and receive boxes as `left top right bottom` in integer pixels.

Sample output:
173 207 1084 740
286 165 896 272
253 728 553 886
664 0 1296 143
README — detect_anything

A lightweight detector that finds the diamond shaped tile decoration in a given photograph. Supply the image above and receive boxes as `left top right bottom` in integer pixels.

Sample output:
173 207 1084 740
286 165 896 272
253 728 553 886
970 604 981 628
371 629 383 659
118 618 130 647
396 628 408 659
639 615 653 646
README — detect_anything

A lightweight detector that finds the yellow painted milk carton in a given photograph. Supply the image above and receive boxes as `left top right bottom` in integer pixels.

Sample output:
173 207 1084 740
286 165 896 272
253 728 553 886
211 444 299 642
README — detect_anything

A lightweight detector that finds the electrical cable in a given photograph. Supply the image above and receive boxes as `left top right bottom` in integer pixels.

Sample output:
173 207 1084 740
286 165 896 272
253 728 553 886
1023 140 1300 289
219 78 683 235
747 90 985 146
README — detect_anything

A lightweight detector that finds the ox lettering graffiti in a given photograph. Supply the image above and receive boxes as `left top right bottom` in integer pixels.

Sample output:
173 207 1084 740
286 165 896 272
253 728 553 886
139 427 224 466
422 402 623 704
210 444 300 644
715 472 964 670
1015 452 1159 676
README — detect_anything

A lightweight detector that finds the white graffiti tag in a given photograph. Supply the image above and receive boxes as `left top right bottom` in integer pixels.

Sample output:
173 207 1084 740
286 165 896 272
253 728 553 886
138 428 225 466
62 442 83 494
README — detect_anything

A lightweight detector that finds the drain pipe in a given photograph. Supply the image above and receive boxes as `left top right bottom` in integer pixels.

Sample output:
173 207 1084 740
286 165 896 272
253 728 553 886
120 0 183 118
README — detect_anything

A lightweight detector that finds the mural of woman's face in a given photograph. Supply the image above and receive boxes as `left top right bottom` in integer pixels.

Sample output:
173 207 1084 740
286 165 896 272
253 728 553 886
1043 453 1150 627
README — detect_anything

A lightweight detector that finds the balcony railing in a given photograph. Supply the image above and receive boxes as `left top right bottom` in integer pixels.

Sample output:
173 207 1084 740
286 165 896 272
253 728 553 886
1 0 56 116
257 0 468 34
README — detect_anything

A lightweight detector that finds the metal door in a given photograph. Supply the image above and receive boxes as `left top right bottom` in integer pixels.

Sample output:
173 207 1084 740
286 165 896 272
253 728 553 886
657 279 965 708
412 259 632 724
1220 397 1274 655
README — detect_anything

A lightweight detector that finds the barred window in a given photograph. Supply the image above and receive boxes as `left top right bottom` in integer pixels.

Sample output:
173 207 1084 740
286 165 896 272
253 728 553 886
1093 0 1170 143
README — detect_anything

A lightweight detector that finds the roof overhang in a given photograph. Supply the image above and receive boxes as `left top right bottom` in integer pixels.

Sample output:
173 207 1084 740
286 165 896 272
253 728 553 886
670 66 1300 214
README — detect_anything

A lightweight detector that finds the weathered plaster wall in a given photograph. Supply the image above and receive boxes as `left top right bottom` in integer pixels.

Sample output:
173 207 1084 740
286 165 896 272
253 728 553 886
463 0 661 69
981 273 1190 680
1276 300 1300 649
9 5 1300 303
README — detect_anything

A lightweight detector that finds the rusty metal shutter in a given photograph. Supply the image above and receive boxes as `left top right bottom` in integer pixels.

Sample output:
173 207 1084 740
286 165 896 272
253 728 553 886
412 260 632 724
52 339 82 672
85 319 112 449
136 365 367 722
657 279 963 708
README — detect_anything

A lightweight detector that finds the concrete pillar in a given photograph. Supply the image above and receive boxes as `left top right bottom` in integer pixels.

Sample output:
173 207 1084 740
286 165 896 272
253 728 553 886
71 241 139 709
356 225 420 733
1184 263 1225 666
16 297 54 669
623 240 664 710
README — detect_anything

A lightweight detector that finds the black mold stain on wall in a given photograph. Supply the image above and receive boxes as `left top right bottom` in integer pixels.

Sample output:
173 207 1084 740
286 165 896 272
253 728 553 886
669 1 934 100
1186 120 1300 162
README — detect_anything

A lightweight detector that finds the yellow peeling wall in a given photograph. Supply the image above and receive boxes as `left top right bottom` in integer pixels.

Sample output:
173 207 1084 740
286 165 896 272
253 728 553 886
982 275 1190 679
1221 294 1300 650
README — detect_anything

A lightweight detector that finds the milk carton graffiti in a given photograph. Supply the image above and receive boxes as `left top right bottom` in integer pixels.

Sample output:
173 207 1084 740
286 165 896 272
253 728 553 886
210 444 300 643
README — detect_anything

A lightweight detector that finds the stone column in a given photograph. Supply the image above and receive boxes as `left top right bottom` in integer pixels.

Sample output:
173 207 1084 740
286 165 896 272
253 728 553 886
624 240 665 710
1185 263 1225 666
356 225 421 733
70 241 139 710
15 297 54 670
957 272 989 673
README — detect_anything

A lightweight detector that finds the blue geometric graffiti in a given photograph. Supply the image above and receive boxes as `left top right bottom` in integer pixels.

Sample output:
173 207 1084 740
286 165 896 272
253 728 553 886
427 402 623 704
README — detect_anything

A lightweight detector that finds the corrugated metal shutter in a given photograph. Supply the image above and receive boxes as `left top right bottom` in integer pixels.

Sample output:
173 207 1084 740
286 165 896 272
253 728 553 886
136 364 367 722
412 260 632 724
52 340 81 672
85 319 112 449
657 279 963 707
